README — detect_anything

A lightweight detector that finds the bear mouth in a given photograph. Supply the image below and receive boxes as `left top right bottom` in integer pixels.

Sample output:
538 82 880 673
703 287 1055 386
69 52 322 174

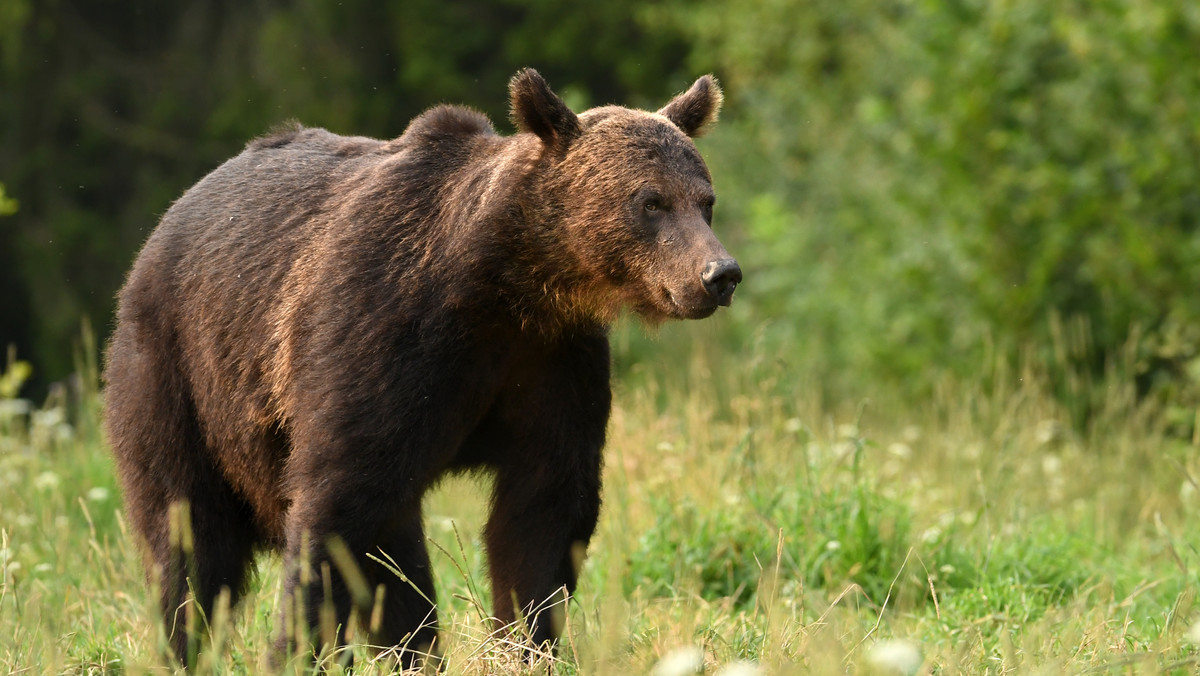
663 287 719 320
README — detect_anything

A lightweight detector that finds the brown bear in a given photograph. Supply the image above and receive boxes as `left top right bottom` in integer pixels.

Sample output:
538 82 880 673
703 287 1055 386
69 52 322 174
103 68 740 667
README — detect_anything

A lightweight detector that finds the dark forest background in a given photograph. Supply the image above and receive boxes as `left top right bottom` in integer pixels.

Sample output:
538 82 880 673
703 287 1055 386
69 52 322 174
3 0 1200 428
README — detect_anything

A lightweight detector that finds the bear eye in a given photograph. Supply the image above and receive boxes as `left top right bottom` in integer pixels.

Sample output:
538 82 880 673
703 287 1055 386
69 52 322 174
644 200 662 213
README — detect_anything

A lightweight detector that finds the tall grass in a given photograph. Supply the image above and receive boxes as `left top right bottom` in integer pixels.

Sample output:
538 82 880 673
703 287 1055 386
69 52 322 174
1 327 1198 674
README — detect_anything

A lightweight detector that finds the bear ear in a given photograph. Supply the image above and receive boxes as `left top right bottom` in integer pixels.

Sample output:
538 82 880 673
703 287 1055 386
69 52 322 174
657 75 724 138
509 68 581 150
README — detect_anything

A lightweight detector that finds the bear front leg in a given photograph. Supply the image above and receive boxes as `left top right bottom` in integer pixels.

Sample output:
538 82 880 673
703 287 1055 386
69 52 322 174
277 491 438 668
479 333 611 650
370 509 441 663
484 461 602 648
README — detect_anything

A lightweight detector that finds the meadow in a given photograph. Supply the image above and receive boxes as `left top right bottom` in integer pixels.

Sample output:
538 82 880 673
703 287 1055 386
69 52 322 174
1 322 1198 675
5 2 1200 673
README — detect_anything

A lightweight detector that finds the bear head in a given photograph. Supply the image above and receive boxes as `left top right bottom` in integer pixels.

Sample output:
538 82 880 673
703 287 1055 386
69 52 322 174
510 69 741 325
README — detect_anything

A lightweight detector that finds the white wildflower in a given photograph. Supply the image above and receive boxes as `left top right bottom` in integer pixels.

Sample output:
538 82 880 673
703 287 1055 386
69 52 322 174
1035 419 1062 445
837 423 860 440
1041 454 1062 476
1187 619 1200 645
34 471 61 491
31 407 65 429
86 486 111 502
652 646 705 676
866 639 923 675
832 441 856 459
902 425 922 443
1180 480 1197 505
54 423 74 443
0 398 33 419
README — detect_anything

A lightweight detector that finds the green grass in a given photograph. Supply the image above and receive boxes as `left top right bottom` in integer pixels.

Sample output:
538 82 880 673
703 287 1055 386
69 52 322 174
2 334 1199 674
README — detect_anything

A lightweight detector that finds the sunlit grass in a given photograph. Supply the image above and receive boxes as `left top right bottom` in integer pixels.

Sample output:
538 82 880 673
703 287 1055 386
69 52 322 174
1 330 1198 674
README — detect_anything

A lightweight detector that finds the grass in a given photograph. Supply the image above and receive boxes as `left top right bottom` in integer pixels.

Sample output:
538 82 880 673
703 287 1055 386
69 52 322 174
1 328 1199 674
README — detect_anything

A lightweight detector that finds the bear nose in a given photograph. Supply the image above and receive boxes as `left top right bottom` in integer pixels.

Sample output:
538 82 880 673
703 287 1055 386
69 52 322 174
701 259 742 306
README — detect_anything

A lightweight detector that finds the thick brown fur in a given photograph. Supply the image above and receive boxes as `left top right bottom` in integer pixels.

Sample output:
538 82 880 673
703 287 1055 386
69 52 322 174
104 69 738 668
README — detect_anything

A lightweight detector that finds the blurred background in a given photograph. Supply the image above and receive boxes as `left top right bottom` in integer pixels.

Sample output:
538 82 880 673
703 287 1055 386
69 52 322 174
2 0 1199 430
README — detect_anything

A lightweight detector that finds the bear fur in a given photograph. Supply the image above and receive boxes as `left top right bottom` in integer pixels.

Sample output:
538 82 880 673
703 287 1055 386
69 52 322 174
103 68 739 666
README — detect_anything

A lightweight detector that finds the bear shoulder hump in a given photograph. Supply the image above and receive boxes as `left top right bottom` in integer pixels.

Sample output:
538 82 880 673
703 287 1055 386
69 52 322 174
245 120 308 151
398 105 495 143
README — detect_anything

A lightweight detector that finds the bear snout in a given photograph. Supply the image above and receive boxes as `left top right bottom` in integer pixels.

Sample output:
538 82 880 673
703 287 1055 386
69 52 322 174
700 258 742 307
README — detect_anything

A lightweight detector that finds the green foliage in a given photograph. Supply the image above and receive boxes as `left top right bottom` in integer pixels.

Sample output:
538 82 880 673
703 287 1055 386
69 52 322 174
628 479 916 609
0 0 30 73
629 495 766 606
626 439 1105 624
0 350 31 400
657 0 1200 412
0 183 16 217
